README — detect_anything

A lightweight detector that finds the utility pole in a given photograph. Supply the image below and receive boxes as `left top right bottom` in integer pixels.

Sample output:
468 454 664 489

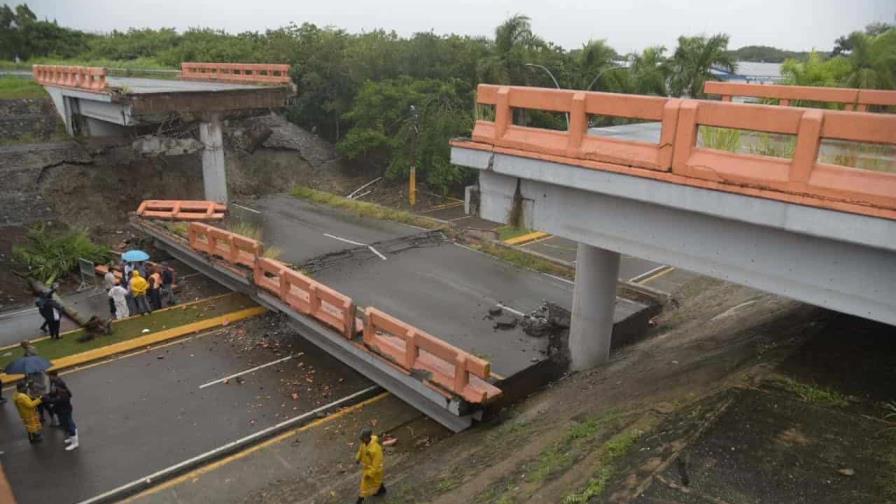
409 105 419 207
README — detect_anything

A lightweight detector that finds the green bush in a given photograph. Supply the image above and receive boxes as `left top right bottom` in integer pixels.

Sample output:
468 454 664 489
12 225 111 284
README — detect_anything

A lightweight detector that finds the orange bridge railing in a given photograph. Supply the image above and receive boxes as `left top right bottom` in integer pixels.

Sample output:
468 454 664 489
32 65 108 92
180 62 291 85
704 81 896 111
460 84 896 219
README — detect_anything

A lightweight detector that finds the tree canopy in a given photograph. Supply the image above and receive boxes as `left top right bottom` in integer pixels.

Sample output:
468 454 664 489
3 3 893 193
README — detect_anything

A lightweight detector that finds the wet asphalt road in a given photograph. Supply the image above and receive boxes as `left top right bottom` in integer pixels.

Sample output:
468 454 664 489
0 324 370 504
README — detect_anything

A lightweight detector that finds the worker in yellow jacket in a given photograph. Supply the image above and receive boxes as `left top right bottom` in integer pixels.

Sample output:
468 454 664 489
14 382 43 444
128 270 152 315
355 428 386 502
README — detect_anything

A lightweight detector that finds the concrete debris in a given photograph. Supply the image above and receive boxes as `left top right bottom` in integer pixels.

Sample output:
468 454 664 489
488 306 503 317
132 135 203 157
519 302 569 338
837 468 855 477
492 313 518 331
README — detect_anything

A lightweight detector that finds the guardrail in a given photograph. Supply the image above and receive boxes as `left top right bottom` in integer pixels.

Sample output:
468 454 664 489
180 62 291 85
32 65 108 92
704 81 896 112
363 307 501 404
253 257 356 339
188 223 262 269
177 220 499 403
137 200 227 221
466 84 896 216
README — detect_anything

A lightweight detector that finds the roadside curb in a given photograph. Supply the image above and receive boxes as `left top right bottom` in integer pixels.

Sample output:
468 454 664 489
504 230 550 246
79 386 384 504
0 305 267 384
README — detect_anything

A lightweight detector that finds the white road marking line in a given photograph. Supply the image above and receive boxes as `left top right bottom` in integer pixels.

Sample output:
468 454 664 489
199 354 300 389
232 203 260 214
323 233 367 247
543 273 574 285
76 385 381 504
496 303 526 317
629 265 672 284
0 307 37 319
367 246 387 261
323 233 387 260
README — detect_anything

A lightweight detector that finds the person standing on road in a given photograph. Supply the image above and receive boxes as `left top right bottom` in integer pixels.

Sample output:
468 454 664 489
129 270 152 315
148 267 162 311
14 382 43 444
104 264 118 318
44 372 78 451
108 282 129 320
355 428 386 503
46 295 62 340
160 263 177 308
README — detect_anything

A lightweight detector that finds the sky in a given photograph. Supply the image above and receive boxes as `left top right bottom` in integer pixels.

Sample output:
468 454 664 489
16 0 896 53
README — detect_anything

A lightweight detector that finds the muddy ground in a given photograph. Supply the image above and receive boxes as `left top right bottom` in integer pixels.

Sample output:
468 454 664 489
238 275 895 504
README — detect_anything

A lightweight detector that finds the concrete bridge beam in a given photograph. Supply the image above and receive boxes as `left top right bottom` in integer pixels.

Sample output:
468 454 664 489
570 243 621 370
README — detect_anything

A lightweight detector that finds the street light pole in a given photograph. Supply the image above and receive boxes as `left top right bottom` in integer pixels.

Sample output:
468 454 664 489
524 63 569 129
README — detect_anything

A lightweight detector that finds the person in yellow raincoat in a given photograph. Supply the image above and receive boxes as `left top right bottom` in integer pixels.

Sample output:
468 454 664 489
355 428 386 502
14 382 43 444
128 270 152 315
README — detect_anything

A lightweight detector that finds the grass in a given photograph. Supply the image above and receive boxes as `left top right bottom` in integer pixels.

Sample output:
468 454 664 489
528 417 604 483
476 241 573 280
496 225 532 242
226 220 263 241
0 292 256 369
561 425 646 504
773 376 850 408
291 185 443 230
0 77 48 99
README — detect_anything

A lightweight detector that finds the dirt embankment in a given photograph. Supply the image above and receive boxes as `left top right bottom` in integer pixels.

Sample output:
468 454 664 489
241 276 896 504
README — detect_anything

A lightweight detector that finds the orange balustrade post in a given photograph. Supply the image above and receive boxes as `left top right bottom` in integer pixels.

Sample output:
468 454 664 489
495 87 511 140
790 109 824 186
565 92 586 157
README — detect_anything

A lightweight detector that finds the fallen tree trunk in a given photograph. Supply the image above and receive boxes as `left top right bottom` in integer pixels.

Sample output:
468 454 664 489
28 279 112 337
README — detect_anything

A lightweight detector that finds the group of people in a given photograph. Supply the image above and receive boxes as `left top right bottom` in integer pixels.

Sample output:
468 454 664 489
105 261 176 320
11 342 79 451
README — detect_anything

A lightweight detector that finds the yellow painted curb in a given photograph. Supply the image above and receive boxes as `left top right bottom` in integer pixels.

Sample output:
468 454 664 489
0 306 267 384
504 231 550 246
0 292 237 352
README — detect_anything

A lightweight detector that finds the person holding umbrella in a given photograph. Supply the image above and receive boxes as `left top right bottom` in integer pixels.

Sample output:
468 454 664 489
14 382 43 444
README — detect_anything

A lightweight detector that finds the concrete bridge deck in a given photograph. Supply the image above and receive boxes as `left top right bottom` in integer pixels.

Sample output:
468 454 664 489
133 196 655 431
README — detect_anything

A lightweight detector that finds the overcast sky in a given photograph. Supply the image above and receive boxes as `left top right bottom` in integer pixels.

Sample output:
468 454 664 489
16 0 896 53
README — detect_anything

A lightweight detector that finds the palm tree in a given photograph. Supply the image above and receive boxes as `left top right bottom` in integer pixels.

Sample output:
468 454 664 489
570 39 620 91
842 29 896 89
628 46 669 96
668 34 735 98
478 14 544 84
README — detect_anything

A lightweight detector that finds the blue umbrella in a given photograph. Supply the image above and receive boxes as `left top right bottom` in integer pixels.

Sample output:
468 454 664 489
5 355 52 375
122 249 150 262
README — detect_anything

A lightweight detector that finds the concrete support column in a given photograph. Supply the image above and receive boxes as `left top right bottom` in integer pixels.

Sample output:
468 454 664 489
569 243 620 371
200 113 228 203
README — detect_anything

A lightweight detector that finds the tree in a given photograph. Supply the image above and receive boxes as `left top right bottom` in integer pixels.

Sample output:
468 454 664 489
667 34 735 98
337 78 473 193
627 46 669 96
781 52 852 89
841 29 896 89
478 14 545 84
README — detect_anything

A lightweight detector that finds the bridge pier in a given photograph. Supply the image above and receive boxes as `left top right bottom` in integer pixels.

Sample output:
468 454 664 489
200 113 228 204
569 243 621 370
